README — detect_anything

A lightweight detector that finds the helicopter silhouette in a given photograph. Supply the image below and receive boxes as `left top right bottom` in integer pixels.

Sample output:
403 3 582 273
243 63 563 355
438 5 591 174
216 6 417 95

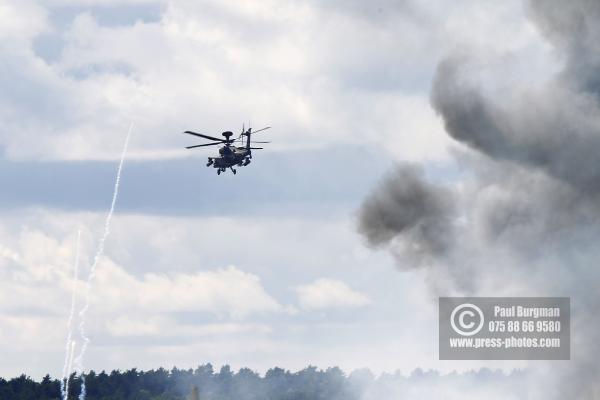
184 125 271 175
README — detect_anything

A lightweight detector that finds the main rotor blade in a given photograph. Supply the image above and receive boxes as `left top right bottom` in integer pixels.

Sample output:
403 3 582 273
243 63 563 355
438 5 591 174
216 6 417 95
251 127 271 134
186 142 222 149
251 141 270 143
183 131 223 141
249 147 264 150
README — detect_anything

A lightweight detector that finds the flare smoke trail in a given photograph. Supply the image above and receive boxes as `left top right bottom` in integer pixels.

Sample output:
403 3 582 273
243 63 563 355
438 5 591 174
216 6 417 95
60 229 81 400
72 122 133 400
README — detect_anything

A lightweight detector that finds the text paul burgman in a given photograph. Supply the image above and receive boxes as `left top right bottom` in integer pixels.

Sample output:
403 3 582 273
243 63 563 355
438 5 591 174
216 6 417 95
494 306 560 319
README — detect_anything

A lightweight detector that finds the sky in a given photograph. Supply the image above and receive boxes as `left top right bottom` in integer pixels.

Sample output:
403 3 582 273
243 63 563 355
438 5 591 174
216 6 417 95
0 0 571 394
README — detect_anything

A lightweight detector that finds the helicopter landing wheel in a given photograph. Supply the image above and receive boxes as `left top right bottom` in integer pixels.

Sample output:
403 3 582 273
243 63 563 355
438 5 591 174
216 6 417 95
233 169 237 175
217 169 221 175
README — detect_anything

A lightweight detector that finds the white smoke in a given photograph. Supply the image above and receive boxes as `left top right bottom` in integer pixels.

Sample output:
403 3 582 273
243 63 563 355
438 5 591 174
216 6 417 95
60 229 81 400
69 122 133 400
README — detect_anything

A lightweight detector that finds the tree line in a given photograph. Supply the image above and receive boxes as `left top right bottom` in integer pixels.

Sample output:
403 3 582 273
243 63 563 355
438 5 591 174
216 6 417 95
0 364 363 400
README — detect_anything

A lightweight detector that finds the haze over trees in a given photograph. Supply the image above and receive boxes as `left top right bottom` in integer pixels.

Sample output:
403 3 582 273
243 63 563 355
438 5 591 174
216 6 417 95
0 364 524 400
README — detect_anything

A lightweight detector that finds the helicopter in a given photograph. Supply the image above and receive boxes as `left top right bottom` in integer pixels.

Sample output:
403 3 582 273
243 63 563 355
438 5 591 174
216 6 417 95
184 125 271 175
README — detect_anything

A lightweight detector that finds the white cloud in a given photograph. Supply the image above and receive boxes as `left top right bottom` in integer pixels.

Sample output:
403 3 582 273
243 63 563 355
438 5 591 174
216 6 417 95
0 208 525 379
296 278 371 310
0 1 48 42
1 0 546 162
106 316 272 337
94 263 284 318
0 217 287 376
0 210 285 319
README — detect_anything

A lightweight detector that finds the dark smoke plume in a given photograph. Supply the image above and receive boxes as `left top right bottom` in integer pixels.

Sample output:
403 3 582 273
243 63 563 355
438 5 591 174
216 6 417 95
358 0 600 398
357 165 455 268
432 54 600 192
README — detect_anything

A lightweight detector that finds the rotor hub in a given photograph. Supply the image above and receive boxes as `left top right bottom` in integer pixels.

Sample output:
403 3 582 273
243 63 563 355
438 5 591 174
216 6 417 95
222 131 233 141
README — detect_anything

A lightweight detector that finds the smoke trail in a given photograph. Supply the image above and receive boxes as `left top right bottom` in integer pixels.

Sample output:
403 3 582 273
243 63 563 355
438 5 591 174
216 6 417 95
66 341 76 397
73 122 133 400
60 229 81 400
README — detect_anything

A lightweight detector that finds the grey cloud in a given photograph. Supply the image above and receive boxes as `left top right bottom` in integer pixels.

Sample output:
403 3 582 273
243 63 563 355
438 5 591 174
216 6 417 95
65 61 138 80
0 145 389 216
48 3 164 29
314 0 414 24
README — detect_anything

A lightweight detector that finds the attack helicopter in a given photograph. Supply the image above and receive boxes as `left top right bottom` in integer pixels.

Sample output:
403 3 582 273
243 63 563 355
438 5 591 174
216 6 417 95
184 125 271 175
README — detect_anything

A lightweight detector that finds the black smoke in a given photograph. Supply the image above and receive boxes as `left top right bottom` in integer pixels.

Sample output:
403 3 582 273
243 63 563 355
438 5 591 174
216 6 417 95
358 0 600 398
357 165 455 268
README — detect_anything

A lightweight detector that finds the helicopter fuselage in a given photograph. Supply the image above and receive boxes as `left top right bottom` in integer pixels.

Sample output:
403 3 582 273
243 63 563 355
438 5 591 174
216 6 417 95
208 145 252 170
